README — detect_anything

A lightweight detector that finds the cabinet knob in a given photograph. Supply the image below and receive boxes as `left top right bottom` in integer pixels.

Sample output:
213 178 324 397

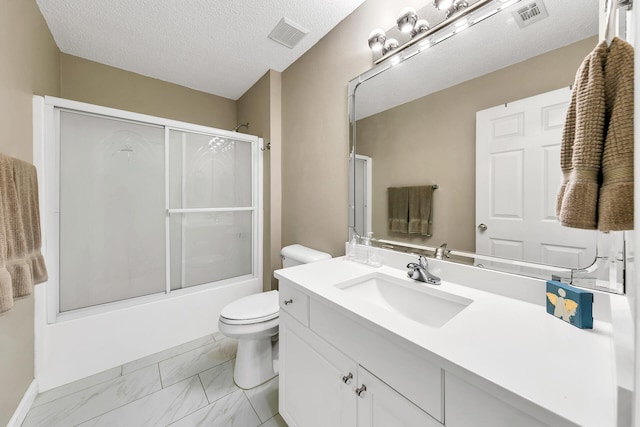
284 299 293 305
341 372 353 385
355 384 367 398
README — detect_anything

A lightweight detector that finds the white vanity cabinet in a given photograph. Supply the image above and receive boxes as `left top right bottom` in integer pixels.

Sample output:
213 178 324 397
275 258 620 427
444 374 550 427
279 280 443 427
279 310 357 427
357 367 442 427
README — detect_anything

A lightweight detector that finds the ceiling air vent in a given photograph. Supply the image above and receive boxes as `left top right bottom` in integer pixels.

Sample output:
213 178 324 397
268 17 309 49
513 0 549 29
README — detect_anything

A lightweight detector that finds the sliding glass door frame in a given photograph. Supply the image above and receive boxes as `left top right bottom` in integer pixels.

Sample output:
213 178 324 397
38 96 263 324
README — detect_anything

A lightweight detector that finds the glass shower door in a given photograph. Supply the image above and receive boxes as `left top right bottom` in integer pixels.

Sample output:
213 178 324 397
56 106 258 314
168 129 254 289
58 110 166 312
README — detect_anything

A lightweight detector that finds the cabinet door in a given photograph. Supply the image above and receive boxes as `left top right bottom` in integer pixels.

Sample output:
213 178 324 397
279 312 357 427
357 367 442 427
445 373 549 427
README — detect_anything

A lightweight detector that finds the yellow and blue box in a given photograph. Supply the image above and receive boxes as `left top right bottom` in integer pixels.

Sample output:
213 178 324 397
545 280 593 329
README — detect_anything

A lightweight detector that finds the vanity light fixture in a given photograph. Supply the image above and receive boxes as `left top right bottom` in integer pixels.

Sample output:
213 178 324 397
368 0 525 65
383 38 399 54
397 7 418 33
434 0 454 10
446 0 470 19
445 7 457 18
368 28 386 52
411 19 431 38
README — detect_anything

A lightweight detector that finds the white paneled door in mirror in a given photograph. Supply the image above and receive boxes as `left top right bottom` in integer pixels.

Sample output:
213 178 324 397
476 87 596 270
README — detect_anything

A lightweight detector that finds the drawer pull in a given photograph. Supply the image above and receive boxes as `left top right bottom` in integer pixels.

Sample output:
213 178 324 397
284 299 293 305
355 384 367 398
341 372 353 385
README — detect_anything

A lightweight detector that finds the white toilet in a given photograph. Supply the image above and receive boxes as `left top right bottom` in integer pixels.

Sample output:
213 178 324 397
218 244 331 389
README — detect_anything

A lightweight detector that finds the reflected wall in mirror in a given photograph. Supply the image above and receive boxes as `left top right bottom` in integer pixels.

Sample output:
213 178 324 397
351 0 601 270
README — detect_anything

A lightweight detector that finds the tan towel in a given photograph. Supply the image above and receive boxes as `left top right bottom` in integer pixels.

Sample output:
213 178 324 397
598 37 634 231
408 186 433 236
0 154 48 314
388 187 408 233
556 41 608 229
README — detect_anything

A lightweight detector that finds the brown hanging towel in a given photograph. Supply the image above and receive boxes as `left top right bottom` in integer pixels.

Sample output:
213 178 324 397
598 37 634 231
556 41 608 229
0 154 48 314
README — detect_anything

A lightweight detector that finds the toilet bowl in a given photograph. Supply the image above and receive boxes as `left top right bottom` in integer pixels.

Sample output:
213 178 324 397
218 244 331 389
218 290 280 389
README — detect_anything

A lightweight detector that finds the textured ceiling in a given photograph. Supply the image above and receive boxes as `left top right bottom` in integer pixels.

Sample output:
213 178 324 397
36 0 367 100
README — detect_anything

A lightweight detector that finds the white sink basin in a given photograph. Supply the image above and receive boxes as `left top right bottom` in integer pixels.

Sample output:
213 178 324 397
336 273 472 328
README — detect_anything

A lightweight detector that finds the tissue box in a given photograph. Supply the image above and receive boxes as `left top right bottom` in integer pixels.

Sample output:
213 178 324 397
545 280 593 329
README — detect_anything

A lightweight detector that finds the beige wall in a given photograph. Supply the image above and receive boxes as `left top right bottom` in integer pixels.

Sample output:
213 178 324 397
0 0 60 423
268 72 282 289
237 70 283 291
281 0 409 257
60 54 237 130
356 36 597 252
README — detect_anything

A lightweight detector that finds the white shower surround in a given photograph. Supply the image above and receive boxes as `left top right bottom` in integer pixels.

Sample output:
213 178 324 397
32 96 263 390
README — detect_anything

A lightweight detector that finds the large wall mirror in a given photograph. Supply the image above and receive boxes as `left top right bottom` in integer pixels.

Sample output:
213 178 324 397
348 0 619 281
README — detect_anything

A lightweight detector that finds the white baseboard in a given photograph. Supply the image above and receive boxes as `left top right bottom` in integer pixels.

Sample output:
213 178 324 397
7 379 37 427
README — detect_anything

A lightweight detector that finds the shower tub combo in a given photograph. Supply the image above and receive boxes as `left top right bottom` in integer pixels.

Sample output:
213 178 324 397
32 96 263 390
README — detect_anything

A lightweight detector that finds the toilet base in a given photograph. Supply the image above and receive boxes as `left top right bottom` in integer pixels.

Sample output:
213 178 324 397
234 337 277 389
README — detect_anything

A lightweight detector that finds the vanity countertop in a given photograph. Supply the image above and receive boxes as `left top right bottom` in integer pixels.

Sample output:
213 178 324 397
275 257 622 427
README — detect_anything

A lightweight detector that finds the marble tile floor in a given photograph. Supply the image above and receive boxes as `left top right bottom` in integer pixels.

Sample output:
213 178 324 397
22 332 287 427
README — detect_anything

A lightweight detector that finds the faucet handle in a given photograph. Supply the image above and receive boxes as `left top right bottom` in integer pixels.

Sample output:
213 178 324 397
418 256 428 269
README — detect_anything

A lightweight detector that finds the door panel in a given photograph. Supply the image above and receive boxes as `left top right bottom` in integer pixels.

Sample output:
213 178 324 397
357 367 441 427
476 87 596 269
280 313 357 427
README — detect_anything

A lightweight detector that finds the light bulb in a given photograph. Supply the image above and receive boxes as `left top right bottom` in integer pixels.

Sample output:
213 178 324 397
411 19 430 38
368 29 386 52
433 0 454 10
383 38 399 54
397 7 418 33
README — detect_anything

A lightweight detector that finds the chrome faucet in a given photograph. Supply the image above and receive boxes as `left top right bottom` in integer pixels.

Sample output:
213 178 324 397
435 243 451 260
407 256 441 285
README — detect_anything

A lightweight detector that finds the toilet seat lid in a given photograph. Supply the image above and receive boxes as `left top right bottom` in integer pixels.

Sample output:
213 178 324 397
220 290 279 324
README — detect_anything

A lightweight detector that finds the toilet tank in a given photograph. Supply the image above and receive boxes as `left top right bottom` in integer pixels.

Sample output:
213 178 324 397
281 244 331 268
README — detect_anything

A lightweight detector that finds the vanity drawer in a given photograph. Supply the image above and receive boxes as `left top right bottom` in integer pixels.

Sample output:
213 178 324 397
279 281 310 327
